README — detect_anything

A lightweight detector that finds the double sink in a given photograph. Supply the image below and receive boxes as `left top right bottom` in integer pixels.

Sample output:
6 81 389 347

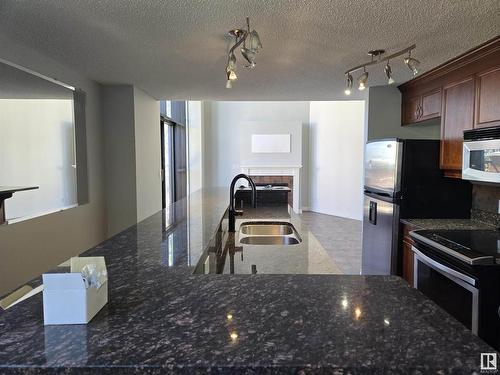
238 221 302 245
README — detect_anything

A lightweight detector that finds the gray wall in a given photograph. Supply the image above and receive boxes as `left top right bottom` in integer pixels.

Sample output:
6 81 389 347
101 85 162 236
0 34 107 296
367 85 441 141
102 85 137 236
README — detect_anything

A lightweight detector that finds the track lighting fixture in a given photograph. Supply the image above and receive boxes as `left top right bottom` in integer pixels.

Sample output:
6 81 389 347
224 17 262 88
358 68 368 91
404 51 420 76
343 44 418 95
344 73 353 95
384 61 395 85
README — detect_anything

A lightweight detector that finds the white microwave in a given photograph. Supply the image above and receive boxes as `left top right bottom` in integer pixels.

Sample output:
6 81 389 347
463 127 500 184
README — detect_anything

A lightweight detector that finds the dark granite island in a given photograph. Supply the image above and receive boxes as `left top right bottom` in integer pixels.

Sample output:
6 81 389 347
0 187 496 374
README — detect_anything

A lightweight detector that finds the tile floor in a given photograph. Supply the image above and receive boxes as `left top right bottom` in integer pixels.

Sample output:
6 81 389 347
300 210 362 274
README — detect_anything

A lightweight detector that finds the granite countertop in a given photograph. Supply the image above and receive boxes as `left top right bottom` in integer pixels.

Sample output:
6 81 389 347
0 187 496 373
400 218 495 230
401 209 498 230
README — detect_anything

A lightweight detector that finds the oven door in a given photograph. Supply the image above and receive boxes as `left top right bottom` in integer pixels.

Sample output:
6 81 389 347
463 139 500 183
413 246 479 334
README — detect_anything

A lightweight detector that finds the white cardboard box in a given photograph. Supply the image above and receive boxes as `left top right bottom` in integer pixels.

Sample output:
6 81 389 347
42 257 108 325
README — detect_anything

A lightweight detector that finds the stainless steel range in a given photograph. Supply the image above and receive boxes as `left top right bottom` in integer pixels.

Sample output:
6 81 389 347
411 229 500 349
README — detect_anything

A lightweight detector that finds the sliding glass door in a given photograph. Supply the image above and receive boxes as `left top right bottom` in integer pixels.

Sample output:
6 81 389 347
160 107 187 209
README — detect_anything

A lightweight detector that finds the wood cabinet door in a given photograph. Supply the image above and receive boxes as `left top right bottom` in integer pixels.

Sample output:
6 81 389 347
440 77 475 172
421 89 441 120
475 65 500 129
403 95 421 125
402 240 414 287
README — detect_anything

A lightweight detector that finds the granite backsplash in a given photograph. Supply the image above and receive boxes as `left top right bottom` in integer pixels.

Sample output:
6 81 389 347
471 183 500 227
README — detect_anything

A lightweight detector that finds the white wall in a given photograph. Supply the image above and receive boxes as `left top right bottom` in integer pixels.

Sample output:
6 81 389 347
367 85 440 140
187 101 203 194
134 87 161 222
203 101 310 207
0 34 107 296
0 99 77 219
309 101 365 220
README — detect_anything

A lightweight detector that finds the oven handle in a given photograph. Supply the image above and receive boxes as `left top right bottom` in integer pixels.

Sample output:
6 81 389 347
412 246 477 286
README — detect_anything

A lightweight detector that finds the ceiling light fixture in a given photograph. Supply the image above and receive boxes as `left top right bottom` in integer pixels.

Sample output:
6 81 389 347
344 73 353 95
224 17 262 88
384 61 395 85
358 68 368 91
343 44 418 95
404 50 420 76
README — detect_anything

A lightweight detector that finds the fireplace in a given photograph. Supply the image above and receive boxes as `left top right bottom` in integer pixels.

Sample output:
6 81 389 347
249 175 293 206
240 165 302 213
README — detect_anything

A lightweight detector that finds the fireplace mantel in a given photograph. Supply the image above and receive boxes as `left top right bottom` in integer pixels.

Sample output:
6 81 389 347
240 165 302 213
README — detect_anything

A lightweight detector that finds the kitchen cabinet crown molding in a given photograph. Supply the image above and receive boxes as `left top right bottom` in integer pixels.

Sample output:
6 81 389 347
398 35 500 91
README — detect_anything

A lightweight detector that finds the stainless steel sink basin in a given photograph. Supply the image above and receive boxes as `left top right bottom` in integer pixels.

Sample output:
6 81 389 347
239 236 300 245
238 221 301 246
240 222 293 236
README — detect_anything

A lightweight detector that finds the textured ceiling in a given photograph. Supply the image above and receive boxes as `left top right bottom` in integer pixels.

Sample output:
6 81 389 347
0 0 499 100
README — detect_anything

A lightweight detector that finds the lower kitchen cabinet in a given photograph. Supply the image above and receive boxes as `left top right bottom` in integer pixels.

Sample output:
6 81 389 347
402 240 414 287
440 76 475 176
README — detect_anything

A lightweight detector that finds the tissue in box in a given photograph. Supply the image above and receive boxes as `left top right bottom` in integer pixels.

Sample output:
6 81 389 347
42 257 108 325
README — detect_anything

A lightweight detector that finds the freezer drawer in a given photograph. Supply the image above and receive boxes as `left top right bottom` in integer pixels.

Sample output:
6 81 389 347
362 194 399 275
364 140 401 194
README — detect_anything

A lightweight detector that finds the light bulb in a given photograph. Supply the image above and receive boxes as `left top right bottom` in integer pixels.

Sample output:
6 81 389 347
344 88 351 95
228 70 237 80
226 80 232 89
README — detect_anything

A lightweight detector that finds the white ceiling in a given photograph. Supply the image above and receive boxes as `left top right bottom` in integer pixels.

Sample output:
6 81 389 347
0 0 499 100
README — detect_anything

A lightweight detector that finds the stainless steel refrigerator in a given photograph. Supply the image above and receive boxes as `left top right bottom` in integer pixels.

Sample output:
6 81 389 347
361 139 472 275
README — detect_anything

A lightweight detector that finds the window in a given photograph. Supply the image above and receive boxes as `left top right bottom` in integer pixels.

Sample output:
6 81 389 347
0 59 87 224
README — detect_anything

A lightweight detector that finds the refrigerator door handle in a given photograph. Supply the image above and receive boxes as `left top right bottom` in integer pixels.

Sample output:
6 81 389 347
369 201 377 225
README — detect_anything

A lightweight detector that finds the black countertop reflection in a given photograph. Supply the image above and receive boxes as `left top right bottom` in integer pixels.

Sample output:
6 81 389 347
0 188 495 374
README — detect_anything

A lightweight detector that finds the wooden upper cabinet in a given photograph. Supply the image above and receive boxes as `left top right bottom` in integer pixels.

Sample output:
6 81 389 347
402 89 441 125
475 65 500 129
403 95 421 124
421 89 442 120
440 76 475 173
